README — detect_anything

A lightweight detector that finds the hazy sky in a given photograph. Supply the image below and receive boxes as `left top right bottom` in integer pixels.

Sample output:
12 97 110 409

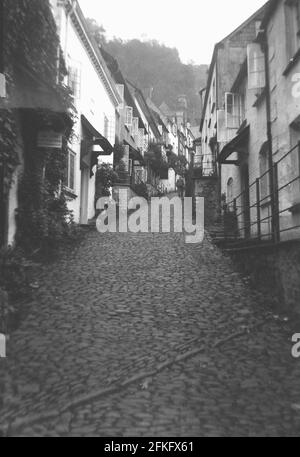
79 0 268 64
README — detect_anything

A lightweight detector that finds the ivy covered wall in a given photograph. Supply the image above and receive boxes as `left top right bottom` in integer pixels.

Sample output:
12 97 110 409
0 0 75 250
1 0 61 188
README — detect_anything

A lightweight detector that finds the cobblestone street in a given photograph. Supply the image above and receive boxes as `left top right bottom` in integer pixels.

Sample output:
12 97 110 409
1 226 300 437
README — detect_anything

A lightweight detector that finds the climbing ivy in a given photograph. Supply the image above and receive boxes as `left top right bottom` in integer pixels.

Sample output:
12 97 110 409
0 0 76 252
0 0 67 192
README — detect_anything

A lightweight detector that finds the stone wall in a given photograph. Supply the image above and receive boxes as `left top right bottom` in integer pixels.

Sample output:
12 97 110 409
229 241 300 314
194 177 220 226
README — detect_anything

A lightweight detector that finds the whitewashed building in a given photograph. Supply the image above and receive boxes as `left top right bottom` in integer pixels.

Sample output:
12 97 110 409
50 0 121 224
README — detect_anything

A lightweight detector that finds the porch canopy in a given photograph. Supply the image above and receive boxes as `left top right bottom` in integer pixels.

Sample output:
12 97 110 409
81 115 114 156
81 115 114 176
218 124 250 165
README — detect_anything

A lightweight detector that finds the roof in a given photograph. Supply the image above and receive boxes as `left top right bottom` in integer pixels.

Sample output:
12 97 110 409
190 126 201 138
260 0 280 29
126 80 162 140
159 102 174 117
69 1 122 107
100 49 145 130
81 114 114 154
150 108 169 133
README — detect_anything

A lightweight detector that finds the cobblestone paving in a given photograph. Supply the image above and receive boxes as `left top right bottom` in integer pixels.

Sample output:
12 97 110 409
1 224 300 437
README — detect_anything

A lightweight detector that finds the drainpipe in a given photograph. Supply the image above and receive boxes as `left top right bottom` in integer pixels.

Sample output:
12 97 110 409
261 32 278 243
215 50 222 219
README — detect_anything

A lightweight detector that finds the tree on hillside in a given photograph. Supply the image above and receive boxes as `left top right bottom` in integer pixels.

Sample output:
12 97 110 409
86 20 208 124
86 18 107 46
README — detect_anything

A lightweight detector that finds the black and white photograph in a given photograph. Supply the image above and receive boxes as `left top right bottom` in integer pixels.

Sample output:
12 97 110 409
0 0 300 440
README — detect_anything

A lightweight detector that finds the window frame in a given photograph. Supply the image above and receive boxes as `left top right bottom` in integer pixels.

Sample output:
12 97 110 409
67 64 81 101
225 92 241 129
132 117 139 137
284 0 300 63
125 106 133 128
65 148 76 193
103 115 109 139
247 43 266 90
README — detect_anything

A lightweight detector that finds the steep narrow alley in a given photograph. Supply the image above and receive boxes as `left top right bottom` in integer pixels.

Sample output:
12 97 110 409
1 226 300 437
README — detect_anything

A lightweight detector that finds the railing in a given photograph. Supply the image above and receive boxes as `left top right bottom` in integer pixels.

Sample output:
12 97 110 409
224 142 300 247
193 154 217 177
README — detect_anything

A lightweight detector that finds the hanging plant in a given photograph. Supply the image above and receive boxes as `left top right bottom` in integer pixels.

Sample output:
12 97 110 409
96 164 119 199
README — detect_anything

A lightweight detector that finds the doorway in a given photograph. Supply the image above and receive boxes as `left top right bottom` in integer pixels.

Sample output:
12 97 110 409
80 166 89 225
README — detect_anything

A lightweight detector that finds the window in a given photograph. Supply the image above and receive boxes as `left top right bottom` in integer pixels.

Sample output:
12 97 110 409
247 43 265 90
225 92 241 129
104 115 109 138
68 65 81 100
285 0 300 60
65 149 76 192
108 115 115 145
239 93 246 123
129 159 133 176
125 106 133 127
138 128 144 149
132 117 139 137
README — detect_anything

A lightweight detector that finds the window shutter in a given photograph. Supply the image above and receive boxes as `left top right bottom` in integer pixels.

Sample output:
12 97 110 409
247 43 265 90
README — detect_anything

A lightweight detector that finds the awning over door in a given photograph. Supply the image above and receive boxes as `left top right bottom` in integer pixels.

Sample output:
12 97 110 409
81 115 114 156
